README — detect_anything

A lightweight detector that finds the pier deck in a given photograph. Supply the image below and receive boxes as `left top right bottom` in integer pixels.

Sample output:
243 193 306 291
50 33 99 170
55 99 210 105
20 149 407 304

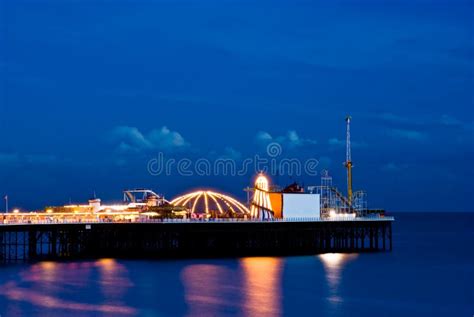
0 218 393 263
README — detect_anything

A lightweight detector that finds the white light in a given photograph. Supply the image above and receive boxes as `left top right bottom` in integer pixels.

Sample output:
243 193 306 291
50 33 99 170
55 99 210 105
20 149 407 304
13 209 20 213
255 174 270 191
329 210 357 219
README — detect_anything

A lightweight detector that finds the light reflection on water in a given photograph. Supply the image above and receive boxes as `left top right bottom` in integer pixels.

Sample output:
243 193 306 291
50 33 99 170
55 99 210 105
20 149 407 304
1 214 471 316
0 260 137 316
318 253 358 305
0 255 355 316
240 257 283 317
181 264 237 316
180 257 284 316
96 258 134 302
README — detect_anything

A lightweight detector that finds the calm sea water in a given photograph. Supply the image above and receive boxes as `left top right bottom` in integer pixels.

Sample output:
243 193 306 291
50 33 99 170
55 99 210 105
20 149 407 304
0 213 472 317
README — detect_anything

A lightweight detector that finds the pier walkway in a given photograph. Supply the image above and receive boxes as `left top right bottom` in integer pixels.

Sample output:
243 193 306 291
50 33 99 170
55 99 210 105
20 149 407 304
1 216 394 226
0 217 393 263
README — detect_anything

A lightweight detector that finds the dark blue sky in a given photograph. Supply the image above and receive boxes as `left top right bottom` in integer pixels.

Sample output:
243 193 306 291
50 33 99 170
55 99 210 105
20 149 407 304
0 0 473 211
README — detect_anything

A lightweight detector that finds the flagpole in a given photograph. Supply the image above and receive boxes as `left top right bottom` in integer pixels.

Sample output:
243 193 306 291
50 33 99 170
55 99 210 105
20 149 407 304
4 195 8 213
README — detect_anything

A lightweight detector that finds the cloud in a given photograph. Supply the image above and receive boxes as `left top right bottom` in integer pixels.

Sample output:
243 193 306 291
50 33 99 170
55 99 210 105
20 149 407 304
109 126 189 153
24 154 57 164
328 138 367 148
255 131 273 143
0 153 58 167
328 138 344 146
387 129 427 141
286 130 317 147
220 147 242 160
378 113 474 143
440 114 462 126
381 163 401 172
378 113 417 125
148 126 188 149
255 130 317 148
0 153 19 164
378 113 465 128
381 162 410 173
109 126 151 152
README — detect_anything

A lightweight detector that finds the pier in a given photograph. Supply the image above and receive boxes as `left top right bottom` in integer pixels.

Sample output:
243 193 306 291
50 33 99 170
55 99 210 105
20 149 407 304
0 218 393 263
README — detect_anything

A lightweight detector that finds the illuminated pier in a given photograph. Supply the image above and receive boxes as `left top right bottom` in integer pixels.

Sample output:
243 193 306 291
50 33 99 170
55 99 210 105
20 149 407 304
0 118 394 262
0 167 394 263
0 218 393 263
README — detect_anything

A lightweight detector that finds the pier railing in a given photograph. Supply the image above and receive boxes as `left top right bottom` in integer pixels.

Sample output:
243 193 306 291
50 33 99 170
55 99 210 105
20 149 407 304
0 216 394 226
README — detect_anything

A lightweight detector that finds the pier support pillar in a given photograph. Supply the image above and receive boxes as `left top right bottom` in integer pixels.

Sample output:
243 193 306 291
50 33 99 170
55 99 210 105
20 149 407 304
51 229 57 257
28 230 37 259
375 226 379 250
0 230 4 262
389 224 393 251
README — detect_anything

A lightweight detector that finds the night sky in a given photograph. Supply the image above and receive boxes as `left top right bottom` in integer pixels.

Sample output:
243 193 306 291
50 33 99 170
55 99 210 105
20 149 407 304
0 0 473 212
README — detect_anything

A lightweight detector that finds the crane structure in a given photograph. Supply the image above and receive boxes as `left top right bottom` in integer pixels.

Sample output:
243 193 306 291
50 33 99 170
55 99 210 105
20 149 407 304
344 116 353 206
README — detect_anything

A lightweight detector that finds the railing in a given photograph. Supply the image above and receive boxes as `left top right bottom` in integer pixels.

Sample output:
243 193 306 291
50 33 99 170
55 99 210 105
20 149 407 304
0 216 394 226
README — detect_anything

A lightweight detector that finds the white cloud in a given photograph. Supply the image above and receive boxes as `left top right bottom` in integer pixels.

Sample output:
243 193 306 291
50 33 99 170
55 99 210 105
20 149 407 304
379 113 466 129
148 126 188 149
381 162 409 172
0 153 19 165
440 114 462 126
378 113 417 125
219 147 242 160
381 163 401 172
328 138 345 146
116 142 140 153
109 126 151 151
328 138 367 148
255 130 317 148
387 128 427 141
0 153 58 167
255 131 273 142
25 154 57 164
109 126 189 153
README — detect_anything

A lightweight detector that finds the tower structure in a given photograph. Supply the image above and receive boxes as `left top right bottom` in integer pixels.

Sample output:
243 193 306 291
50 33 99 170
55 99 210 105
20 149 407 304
344 116 353 205
250 173 274 219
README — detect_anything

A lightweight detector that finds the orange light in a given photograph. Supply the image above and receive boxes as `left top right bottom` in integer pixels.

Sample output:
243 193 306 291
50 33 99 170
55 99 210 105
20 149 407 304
241 257 283 316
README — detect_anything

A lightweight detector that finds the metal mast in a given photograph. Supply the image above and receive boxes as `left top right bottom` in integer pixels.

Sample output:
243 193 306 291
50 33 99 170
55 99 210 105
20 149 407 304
344 116 353 205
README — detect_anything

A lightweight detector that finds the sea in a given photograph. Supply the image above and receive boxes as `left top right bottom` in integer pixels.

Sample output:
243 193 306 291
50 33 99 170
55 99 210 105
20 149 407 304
0 213 472 317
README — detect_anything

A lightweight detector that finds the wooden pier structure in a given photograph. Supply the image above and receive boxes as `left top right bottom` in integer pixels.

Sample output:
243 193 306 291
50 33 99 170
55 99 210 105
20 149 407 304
0 219 393 263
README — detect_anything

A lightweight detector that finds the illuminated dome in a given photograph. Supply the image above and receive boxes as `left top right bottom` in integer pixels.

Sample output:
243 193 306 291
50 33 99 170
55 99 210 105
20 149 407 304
170 190 250 217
